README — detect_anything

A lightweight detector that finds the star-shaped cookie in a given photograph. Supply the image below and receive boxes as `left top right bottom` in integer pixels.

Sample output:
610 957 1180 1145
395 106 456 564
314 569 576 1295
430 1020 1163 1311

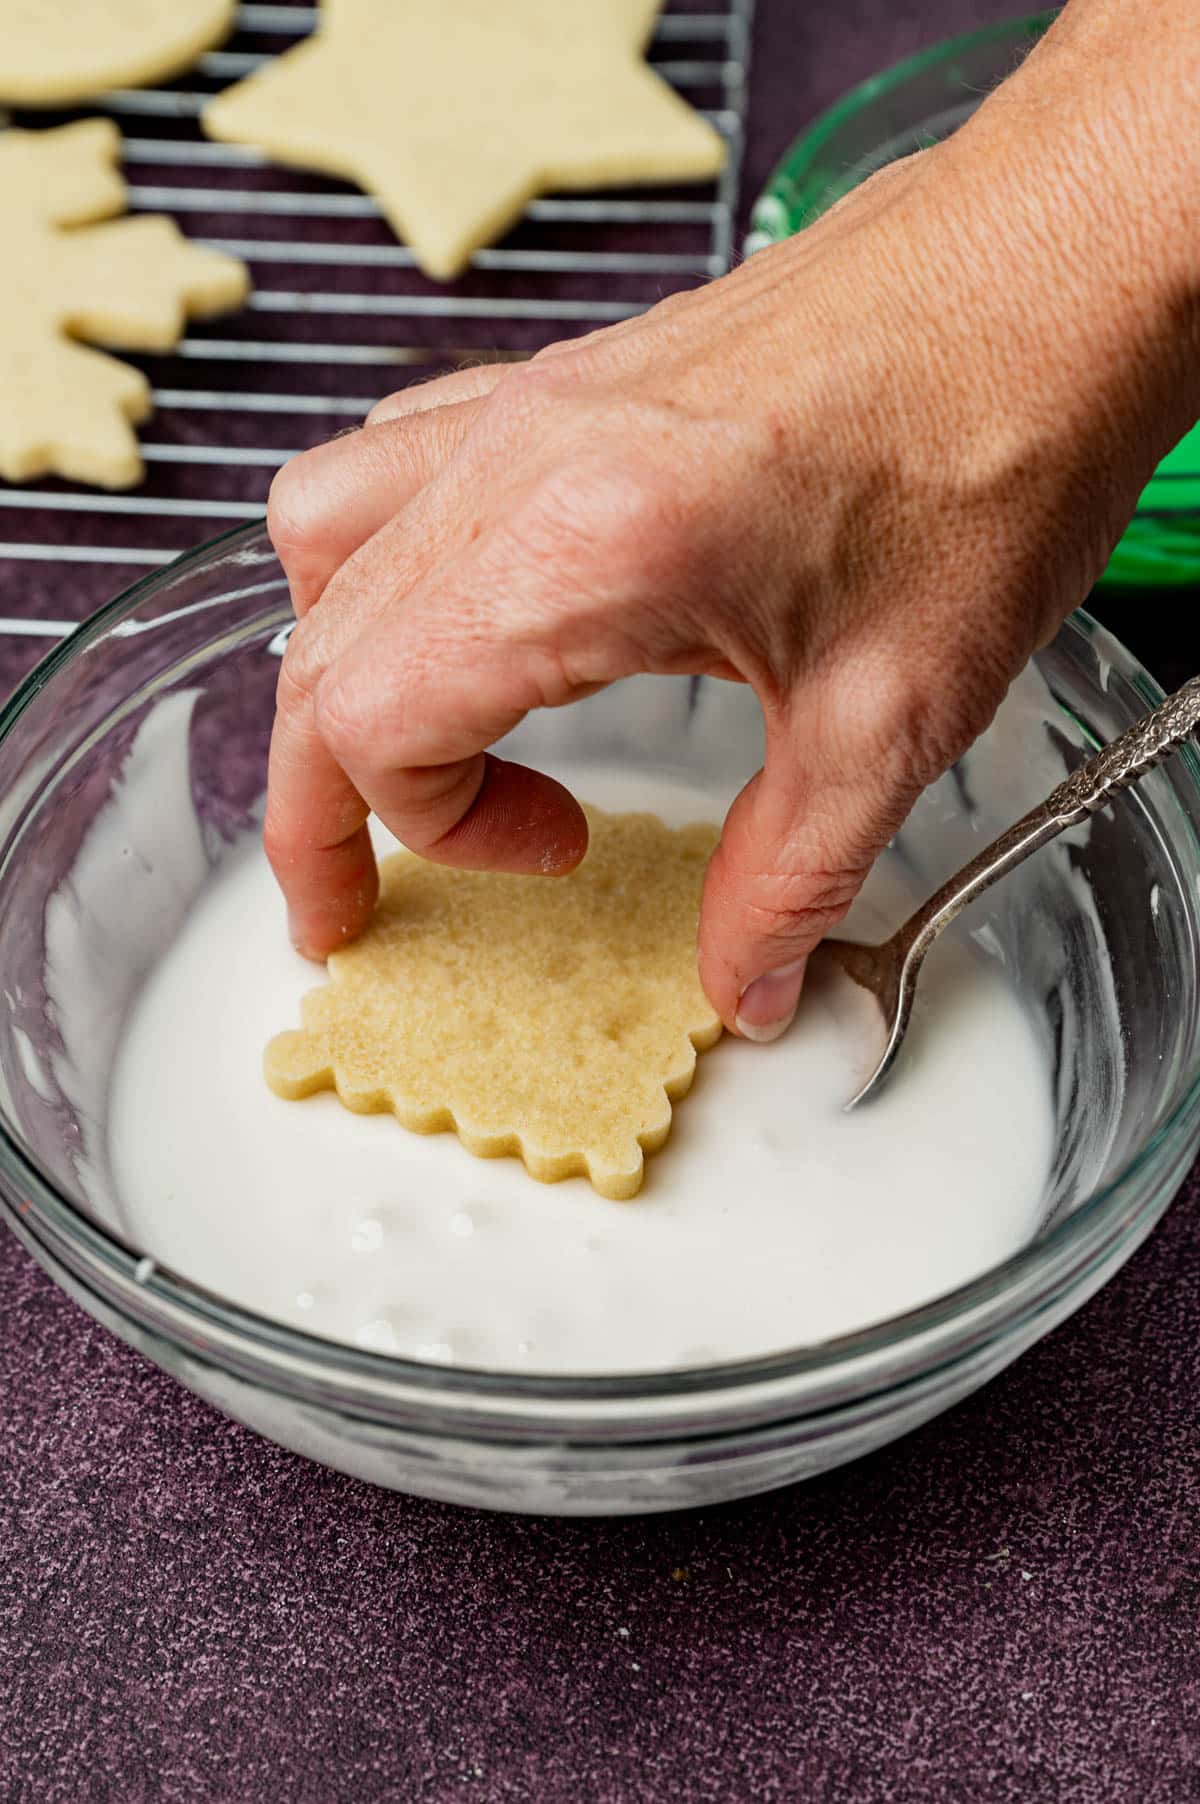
2 1 235 107
204 0 727 280
1 120 249 488
265 809 723 1200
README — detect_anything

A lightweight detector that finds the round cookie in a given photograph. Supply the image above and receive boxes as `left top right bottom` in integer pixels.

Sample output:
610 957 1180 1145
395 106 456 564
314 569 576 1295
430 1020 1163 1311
2 0 236 107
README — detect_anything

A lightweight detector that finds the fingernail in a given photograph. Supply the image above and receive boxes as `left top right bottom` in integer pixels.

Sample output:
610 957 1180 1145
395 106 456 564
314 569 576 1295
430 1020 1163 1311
287 910 323 962
735 959 807 1043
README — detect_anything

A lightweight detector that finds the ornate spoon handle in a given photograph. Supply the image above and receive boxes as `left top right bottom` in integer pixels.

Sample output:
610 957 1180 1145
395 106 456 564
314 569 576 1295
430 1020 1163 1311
899 673 1200 960
1043 673 1200 823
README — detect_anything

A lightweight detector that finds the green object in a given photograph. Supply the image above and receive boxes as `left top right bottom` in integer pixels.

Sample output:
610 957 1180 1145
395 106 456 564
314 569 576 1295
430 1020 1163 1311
747 12 1200 591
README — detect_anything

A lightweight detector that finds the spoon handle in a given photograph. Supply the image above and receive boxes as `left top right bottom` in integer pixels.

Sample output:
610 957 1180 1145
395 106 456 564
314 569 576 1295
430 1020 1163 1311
900 671 1200 957
1044 671 1200 821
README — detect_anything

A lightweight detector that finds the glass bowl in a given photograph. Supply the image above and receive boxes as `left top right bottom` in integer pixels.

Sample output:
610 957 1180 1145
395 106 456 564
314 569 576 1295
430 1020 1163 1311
746 11 1200 592
2 523 1200 1517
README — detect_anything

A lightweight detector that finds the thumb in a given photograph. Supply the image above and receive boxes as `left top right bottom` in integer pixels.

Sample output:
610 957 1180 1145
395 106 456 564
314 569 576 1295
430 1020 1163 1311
697 714 918 1040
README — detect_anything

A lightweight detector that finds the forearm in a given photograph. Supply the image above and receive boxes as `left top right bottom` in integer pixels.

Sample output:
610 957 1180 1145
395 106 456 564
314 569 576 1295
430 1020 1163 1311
937 0 1199 508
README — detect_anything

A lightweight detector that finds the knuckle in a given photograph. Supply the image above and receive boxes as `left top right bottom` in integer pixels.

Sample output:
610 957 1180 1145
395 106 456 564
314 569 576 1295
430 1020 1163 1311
876 673 965 793
901 642 1012 788
526 448 696 594
364 387 408 425
526 331 629 392
831 628 1011 800
478 356 563 432
314 658 405 772
312 668 364 763
266 453 321 564
529 331 599 369
276 622 324 713
261 803 296 873
735 857 869 944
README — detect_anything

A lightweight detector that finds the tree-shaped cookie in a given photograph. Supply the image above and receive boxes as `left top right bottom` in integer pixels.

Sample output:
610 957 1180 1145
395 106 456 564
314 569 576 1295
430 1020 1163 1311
1 120 249 488
2 1 236 107
204 0 727 281
265 809 724 1200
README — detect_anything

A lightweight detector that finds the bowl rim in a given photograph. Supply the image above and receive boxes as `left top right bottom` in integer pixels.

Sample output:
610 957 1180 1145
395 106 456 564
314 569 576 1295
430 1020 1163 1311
2 520 1200 1427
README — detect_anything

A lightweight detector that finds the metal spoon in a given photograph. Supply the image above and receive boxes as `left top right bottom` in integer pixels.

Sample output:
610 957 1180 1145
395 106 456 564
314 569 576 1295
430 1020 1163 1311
821 672 1200 1109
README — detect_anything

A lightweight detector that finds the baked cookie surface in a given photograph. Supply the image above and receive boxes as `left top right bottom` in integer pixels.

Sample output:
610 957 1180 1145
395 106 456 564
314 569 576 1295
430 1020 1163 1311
2 0 236 107
0 120 249 488
204 0 726 280
265 809 723 1200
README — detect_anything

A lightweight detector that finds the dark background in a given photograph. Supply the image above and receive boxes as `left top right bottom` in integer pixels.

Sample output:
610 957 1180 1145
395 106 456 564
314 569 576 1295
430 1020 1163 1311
2 4 1198 1801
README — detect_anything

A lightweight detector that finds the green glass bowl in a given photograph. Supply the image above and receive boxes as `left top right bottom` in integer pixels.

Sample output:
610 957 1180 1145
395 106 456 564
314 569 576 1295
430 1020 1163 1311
746 11 1200 590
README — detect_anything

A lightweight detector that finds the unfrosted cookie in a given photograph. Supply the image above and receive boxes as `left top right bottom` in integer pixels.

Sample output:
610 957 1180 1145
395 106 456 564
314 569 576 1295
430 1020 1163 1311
265 809 723 1200
1 120 249 488
204 0 727 281
2 0 236 106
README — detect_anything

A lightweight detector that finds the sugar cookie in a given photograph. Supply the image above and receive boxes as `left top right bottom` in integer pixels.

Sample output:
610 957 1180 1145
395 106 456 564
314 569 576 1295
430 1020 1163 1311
265 809 723 1200
1 120 249 489
2 0 236 107
204 0 727 281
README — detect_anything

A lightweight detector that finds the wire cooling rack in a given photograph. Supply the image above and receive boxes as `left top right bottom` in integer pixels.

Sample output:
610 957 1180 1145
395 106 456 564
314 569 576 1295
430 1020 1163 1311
0 0 754 645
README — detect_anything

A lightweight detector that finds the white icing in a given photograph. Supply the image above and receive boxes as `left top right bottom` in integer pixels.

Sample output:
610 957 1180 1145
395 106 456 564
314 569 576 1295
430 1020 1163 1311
104 766 1054 1376
44 689 207 1222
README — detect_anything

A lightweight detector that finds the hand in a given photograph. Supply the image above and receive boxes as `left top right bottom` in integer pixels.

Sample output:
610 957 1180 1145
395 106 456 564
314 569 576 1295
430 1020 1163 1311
264 41 1195 1040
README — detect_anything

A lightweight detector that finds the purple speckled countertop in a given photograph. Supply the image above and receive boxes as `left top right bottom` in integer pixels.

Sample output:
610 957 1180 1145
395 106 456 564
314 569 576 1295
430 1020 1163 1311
3 6 1199 1800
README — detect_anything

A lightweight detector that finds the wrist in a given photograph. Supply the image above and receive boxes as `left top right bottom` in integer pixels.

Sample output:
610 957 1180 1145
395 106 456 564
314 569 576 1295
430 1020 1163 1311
941 1 1200 465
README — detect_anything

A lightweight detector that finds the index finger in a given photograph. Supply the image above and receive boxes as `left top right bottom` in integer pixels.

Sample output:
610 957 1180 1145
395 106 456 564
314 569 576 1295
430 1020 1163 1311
263 658 377 958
